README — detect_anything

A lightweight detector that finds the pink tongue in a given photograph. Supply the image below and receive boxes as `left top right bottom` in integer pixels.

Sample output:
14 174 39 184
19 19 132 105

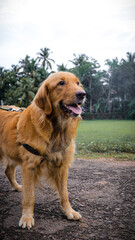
68 105 82 115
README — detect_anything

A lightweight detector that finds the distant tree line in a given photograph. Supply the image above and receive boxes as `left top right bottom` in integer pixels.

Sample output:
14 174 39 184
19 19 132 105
0 48 135 119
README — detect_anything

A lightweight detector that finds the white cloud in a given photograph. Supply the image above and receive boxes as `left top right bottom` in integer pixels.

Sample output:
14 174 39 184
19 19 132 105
0 0 135 69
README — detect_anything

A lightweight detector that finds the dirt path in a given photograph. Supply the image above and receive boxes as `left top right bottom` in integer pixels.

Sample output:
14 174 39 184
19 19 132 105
0 158 135 240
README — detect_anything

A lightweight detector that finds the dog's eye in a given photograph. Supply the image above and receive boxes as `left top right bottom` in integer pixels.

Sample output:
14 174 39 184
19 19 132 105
77 81 80 85
58 80 65 86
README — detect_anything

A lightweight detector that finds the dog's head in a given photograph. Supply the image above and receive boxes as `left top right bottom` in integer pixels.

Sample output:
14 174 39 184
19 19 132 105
34 72 86 118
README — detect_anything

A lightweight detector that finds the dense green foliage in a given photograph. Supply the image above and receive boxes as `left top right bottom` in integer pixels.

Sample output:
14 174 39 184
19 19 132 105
0 48 135 119
76 120 135 155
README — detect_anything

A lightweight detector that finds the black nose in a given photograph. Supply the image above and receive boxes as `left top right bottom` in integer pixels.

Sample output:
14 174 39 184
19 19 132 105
76 91 86 101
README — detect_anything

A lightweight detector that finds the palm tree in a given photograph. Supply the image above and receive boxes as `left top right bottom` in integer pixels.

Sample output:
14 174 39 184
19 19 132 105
126 52 135 63
17 77 36 107
19 55 31 73
19 55 38 79
37 48 55 70
105 58 119 113
69 53 89 67
0 67 5 104
57 63 68 71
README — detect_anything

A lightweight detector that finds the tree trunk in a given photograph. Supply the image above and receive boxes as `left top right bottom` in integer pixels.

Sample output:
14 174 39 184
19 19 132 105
89 78 93 113
107 77 112 113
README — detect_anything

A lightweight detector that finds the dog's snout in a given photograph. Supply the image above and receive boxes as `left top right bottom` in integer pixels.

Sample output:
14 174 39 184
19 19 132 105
76 91 86 101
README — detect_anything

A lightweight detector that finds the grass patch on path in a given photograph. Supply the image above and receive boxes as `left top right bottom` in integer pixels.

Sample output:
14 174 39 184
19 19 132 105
75 120 135 160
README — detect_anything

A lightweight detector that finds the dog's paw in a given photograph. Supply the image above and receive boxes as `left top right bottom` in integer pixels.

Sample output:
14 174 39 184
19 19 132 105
15 184 22 192
66 209 82 220
19 214 34 229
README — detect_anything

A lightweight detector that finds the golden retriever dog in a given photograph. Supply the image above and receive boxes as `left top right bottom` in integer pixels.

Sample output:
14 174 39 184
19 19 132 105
0 72 86 229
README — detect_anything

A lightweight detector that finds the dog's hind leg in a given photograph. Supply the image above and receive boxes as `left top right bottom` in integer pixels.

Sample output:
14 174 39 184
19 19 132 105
5 160 22 191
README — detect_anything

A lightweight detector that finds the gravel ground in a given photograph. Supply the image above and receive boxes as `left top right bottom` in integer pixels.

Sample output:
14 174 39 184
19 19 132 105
0 158 135 240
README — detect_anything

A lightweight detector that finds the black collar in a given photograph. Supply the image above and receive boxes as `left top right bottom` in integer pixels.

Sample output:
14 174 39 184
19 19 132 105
19 142 42 156
19 142 62 168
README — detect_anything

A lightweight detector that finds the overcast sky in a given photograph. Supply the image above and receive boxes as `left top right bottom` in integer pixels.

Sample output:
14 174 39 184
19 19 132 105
0 0 135 70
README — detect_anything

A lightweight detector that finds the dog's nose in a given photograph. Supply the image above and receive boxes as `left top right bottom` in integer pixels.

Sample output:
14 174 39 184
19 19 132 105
76 91 86 101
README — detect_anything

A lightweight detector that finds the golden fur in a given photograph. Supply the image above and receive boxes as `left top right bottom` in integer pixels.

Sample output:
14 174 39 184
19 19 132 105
0 72 85 229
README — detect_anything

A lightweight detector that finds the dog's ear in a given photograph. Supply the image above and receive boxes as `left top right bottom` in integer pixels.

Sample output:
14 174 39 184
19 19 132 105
34 84 52 115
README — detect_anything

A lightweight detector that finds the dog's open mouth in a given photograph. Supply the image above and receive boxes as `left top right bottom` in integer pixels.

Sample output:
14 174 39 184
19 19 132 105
60 101 82 117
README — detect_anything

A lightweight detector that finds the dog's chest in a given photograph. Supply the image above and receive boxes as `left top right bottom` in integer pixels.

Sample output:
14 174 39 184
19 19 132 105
50 129 70 153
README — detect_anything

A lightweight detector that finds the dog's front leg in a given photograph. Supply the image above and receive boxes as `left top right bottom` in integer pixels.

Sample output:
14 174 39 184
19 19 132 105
19 164 35 229
56 168 82 221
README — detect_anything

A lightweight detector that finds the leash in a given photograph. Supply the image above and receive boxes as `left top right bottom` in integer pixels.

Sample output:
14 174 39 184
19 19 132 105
0 105 24 112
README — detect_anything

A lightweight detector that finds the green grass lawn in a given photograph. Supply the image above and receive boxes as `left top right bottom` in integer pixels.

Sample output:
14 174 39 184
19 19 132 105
75 120 135 160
